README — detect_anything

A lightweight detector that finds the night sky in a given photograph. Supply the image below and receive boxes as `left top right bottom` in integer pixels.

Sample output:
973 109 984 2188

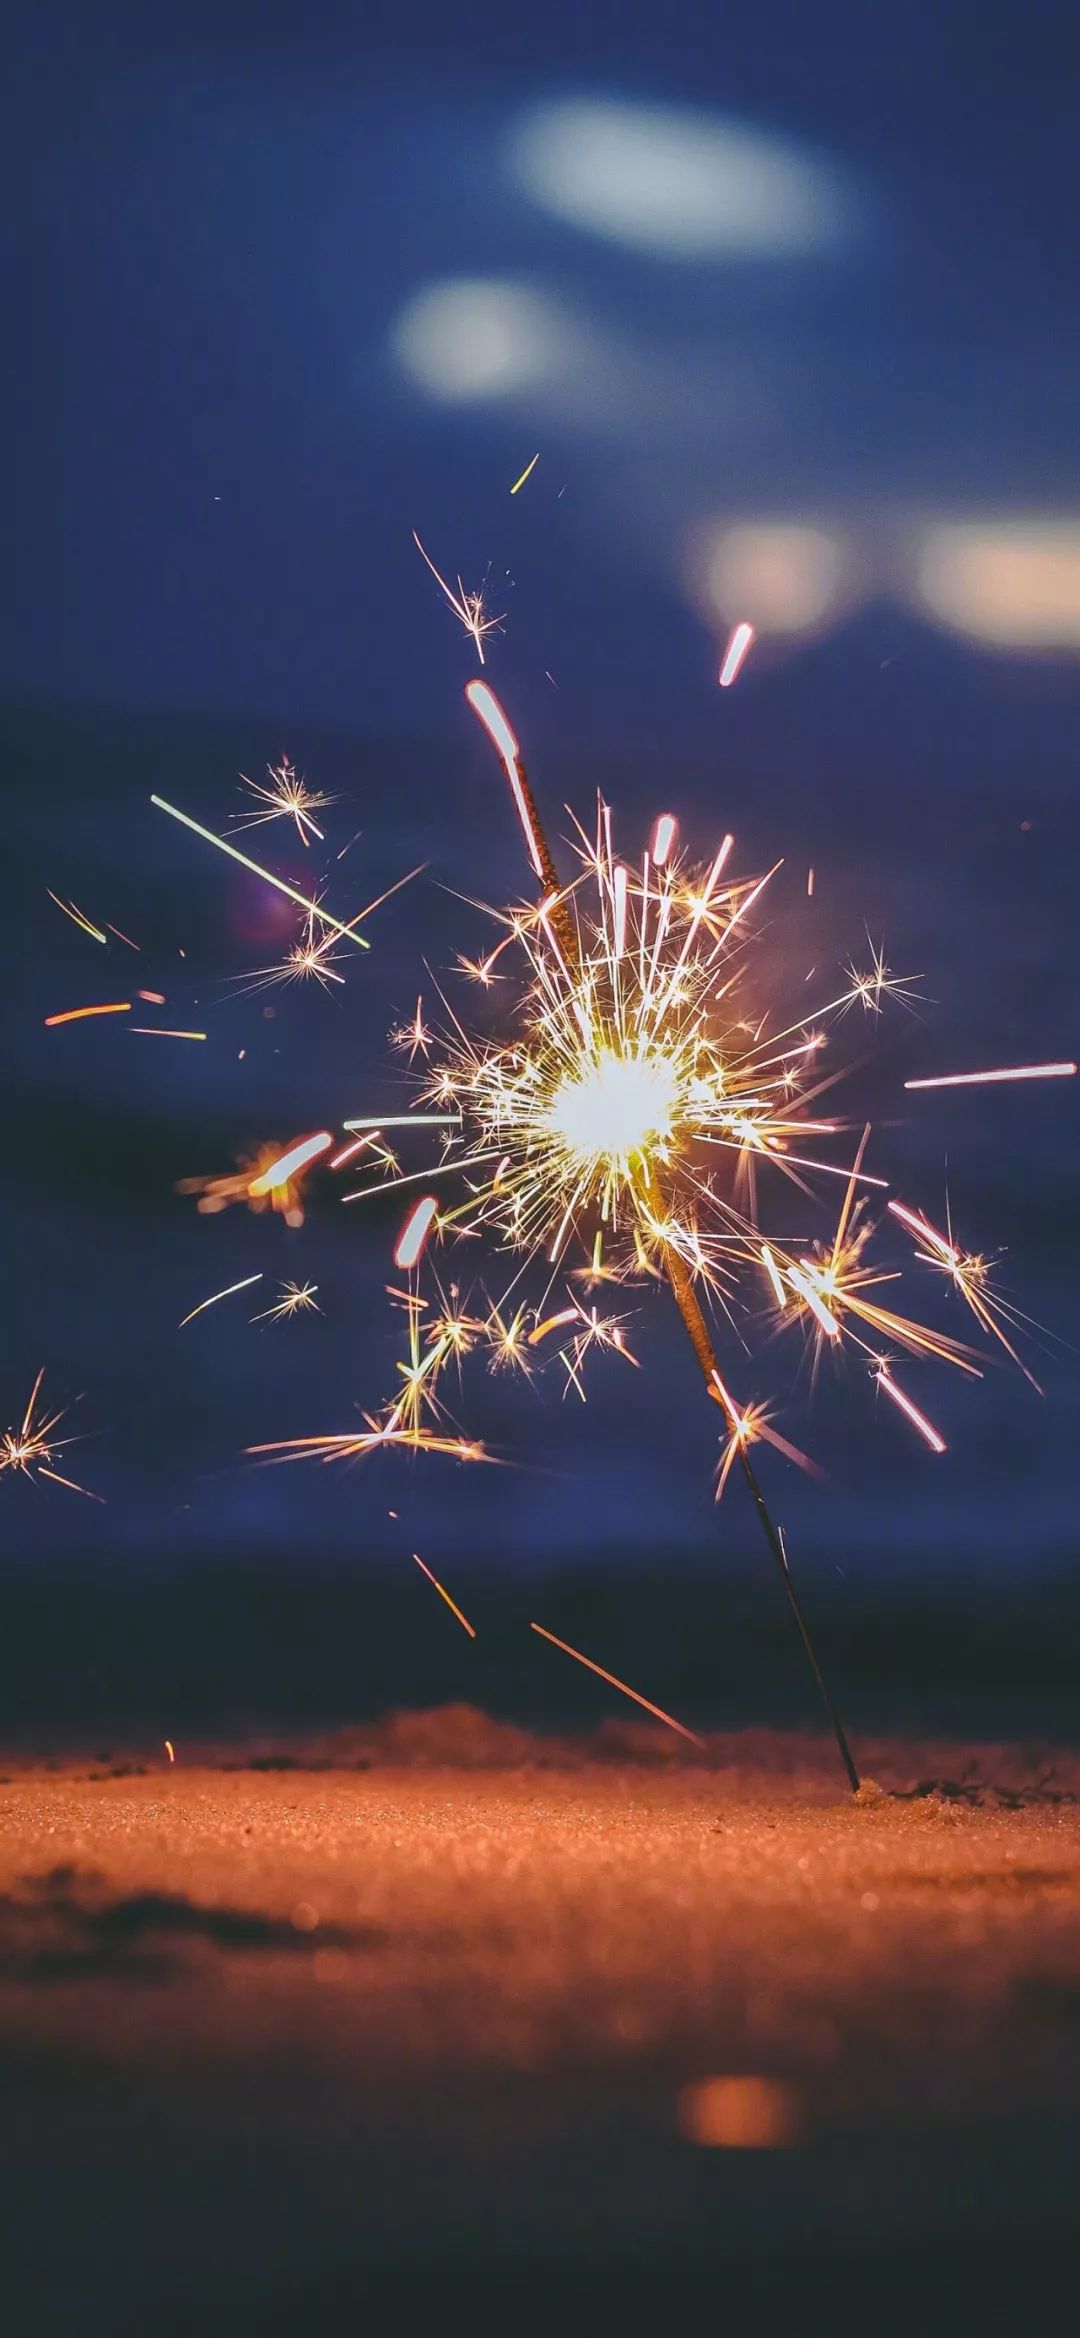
4 1 1079 1729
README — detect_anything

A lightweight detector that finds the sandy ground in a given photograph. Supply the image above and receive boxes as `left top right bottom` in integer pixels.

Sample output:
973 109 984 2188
3 1711 1079 2332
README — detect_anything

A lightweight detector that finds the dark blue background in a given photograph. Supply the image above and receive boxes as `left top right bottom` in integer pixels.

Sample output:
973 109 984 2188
3 0 1078 1736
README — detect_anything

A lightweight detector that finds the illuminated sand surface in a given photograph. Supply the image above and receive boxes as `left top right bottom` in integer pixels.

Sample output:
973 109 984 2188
3 1713 1079 2328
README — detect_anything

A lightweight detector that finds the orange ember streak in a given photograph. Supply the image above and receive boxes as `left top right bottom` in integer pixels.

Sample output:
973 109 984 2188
652 813 676 867
45 1002 131 1027
249 1131 332 1195
718 621 755 688
906 1063 1077 1090
137 990 166 1004
807 867 815 896
128 1027 206 1040
509 450 540 494
164 1739 175 1764
394 1194 439 1270
530 1623 705 1747
875 1367 946 1453
412 1552 476 1636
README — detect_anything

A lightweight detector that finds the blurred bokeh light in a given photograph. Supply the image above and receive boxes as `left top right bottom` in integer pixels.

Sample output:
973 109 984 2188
391 278 573 403
913 520 1080 650
509 99 847 258
691 520 850 637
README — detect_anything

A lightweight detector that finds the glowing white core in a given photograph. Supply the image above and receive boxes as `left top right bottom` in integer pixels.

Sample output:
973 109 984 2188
547 1051 679 1163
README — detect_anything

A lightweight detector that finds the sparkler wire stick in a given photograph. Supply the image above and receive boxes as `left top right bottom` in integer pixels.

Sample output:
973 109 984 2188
471 684 861 1791
662 1225 860 1792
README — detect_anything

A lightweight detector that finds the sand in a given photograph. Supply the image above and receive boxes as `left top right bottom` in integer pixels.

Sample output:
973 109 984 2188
2 1712 1079 2331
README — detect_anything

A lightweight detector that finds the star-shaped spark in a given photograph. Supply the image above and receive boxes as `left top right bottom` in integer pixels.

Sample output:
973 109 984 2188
840 939 922 1018
1 1370 100 1498
231 757 337 847
413 533 504 664
227 905 347 999
252 1280 322 1324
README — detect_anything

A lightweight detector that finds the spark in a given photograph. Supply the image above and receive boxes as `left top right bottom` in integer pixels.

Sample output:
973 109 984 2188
179 1140 325 1227
47 891 107 944
179 1273 263 1328
151 798 373 949
137 990 167 1005
413 533 503 663
652 815 676 867
529 1623 704 1747
888 1198 1043 1386
227 907 348 997
164 1740 175 1763
905 1063 1077 1090
412 1552 476 1636
509 451 540 495
390 996 433 1061
874 1365 946 1453
330 1134 376 1170
840 941 922 1018
718 621 755 688
807 868 815 897
343 1115 460 1132
760 1243 788 1310
252 1280 321 1324
232 756 336 847
248 1132 333 1195
128 1027 207 1040
45 1001 130 1027
295 774 1004 1486
395 1195 439 1270
0 1369 100 1499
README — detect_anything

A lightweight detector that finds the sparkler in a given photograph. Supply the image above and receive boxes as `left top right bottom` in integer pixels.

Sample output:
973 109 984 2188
247 649 1061 1787
133 589 1055 1780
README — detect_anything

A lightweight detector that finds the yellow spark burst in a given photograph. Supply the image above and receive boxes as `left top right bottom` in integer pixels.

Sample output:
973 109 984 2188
1 1370 101 1499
